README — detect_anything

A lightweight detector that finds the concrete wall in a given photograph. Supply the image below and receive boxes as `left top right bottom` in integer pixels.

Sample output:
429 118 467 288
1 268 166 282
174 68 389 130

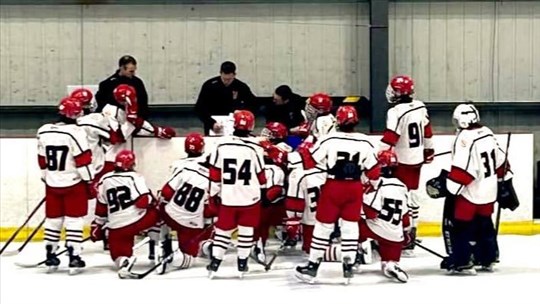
389 1 540 102
0 3 369 106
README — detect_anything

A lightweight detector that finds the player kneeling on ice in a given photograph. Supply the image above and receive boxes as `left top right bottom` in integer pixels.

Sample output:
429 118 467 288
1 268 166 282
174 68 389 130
295 105 380 284
90 150 160 278
157 133 217 274
360 149 411 283
426 103 518 275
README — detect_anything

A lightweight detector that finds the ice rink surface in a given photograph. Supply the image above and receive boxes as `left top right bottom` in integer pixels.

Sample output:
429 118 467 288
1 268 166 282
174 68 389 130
1 235 539 304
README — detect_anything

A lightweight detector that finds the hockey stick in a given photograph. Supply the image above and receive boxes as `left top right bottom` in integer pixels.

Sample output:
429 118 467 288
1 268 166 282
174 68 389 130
495 132 511 261
0 198 45 255
123 223 215 279
2 218 46 256
15 237 91 268
414 240 445 259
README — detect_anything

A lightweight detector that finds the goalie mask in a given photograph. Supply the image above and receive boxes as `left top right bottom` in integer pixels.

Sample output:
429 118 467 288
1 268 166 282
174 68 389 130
452 103 480 129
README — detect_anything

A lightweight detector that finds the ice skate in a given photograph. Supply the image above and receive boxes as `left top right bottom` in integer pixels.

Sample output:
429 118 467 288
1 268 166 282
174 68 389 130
44 245 60 273
295 260 320 284
206 257 222 279
237 258 249 278
383 261 409 283
67 246 86 275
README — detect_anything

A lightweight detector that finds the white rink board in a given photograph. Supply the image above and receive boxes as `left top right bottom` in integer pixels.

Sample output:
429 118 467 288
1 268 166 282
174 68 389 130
0 134 533 227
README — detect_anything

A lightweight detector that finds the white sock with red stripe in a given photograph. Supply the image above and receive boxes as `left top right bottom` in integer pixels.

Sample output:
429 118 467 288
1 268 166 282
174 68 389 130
212 228 233 260
340 220 359 264
237 226 254 259
64 216 84 256
44 217 63 253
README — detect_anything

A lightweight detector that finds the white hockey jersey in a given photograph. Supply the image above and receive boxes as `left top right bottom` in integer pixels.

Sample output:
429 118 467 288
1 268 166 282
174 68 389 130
264 163 286 204
310 132 379 181
310 114 336 139
162 156 210 229
287 168 327 226
77 112 110 174
209 136 266 207
446 126 506 205
101 104 156 162
96 171 152 229
364 177 409 242
381 99 433 165
37 123 94 187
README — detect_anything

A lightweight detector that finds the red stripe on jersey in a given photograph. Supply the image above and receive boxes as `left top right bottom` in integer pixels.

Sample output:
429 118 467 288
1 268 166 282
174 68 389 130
496 161 510 179
298 148 316 170
285 197 305 212
424 122 433 138
365 164 381 181
448 166 475 186
74 150 92 167
257 170 267 185
209 166 221 182
363 204 379 219
38 155 47 169
95 201 108 217
134 195 150 209
160 184 175 202
381 129 400 146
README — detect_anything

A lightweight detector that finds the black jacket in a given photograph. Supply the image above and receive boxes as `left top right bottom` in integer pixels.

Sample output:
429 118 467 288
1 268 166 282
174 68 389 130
95 70 150 119
263 93 306 129
194 76 257 135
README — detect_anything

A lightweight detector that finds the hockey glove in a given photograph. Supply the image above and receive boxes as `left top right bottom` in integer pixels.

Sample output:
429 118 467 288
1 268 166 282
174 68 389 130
426 170 449 199
424 148 435 164
90 220 104 242
87 182 97 200
497 179 520 211
154 126 176 139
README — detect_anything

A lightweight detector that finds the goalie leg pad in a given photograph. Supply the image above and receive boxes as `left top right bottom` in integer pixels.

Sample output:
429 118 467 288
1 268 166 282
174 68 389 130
451 219 475 269
473 216 497 267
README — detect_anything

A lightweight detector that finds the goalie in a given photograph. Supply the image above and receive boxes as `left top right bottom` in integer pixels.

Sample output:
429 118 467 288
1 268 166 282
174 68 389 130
426 103 518 275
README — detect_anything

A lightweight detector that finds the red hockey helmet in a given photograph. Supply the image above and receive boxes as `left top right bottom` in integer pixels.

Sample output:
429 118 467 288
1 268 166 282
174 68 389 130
233 110 255 131
387 75 415 103
336 105 359 126
58 96 84 119
184 132 205 155
113 84 137 105
70 88 93 105
115 150 136 170
261 122 288 141
377 149 398 167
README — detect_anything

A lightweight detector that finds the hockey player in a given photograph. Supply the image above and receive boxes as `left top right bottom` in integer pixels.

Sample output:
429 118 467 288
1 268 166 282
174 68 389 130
157 133 216 273
303 92 336 140
37 97 95 274
90 150 160 278
71 88 113 182
101 84 176 171
360 149 410 282
380 75 434 254
295 105 380 283
206 110 267 277
252 130 289 263
428 103 512 274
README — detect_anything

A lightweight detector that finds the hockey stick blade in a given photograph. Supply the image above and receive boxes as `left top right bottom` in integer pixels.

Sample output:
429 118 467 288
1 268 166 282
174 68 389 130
122 254 173 280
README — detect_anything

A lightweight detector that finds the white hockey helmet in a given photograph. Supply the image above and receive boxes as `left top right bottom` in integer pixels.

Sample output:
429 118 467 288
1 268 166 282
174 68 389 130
452 103 480 129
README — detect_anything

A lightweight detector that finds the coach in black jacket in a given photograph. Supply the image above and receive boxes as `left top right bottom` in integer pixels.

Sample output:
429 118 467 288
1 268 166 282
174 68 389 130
194 61 257 135
263 85 306 130
95 55 150 119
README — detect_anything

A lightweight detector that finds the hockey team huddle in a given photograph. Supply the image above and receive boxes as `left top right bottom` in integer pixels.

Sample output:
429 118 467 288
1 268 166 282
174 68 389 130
35 75 519 284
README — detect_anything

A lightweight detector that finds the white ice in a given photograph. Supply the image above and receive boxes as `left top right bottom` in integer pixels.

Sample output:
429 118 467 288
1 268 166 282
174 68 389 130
1 235 539 304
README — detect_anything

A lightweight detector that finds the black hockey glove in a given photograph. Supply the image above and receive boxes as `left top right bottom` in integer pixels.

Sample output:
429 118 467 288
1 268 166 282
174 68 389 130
426 170 449 199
